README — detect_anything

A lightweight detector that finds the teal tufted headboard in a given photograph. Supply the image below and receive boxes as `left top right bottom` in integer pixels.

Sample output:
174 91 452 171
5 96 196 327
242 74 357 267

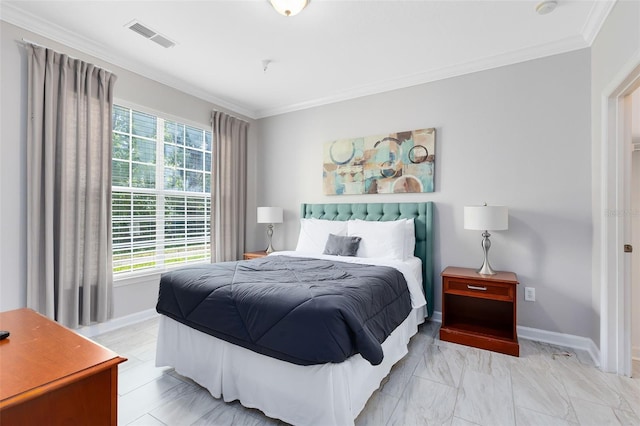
300 202 434 318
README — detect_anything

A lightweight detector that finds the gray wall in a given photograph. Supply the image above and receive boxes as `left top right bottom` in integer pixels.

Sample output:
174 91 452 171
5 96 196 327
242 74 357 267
256 50 593 339
0 21 259 317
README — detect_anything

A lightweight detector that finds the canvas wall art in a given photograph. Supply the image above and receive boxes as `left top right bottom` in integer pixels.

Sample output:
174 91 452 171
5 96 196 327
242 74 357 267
323 128 435 195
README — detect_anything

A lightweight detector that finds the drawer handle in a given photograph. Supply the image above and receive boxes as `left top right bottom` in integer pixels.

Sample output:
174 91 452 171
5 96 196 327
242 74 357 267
467 285 487 291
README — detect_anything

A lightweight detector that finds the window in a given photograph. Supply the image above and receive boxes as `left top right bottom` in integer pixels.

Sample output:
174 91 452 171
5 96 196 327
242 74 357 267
111 105 212 276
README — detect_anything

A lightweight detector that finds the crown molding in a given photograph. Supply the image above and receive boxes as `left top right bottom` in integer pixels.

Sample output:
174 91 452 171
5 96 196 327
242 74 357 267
581 0 617 46
2 1 610 120
0 2 257 120
255 35 589 118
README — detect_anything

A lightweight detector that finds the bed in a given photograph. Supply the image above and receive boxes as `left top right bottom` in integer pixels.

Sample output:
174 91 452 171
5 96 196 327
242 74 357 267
156 202 434 425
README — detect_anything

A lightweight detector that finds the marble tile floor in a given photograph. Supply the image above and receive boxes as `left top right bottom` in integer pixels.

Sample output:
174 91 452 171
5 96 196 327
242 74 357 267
91 318 640 426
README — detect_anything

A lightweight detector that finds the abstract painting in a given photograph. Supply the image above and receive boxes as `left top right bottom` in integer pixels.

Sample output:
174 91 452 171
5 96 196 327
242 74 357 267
323 128 436 195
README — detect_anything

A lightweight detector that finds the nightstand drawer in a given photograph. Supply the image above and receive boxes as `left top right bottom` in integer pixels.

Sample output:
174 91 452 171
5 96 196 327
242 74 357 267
444 278 514 301
243 251 268 260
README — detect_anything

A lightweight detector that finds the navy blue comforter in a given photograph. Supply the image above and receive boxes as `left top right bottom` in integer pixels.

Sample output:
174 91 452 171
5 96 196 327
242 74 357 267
156 255 412 365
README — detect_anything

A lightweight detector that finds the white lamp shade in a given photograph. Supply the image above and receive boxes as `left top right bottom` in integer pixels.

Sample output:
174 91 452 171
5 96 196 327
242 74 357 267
464 205 508 231
269 0 308 16
257 207 283 224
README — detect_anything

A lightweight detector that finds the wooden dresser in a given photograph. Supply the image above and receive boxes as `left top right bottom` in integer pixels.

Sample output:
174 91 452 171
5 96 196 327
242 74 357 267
0 308 126 425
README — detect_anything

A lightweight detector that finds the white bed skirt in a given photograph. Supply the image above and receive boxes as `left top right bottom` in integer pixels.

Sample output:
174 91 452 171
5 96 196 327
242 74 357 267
156 306 426 426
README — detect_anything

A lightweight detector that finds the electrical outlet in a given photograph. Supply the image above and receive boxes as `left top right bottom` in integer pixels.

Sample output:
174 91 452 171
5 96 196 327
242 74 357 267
524 287 536 302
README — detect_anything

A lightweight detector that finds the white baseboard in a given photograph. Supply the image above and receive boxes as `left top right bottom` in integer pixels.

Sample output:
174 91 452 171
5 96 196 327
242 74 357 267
429 310 442 323
76 308 602 367
517 325 600 367
429 310 600 366
75 308 159 338
633 346 640 361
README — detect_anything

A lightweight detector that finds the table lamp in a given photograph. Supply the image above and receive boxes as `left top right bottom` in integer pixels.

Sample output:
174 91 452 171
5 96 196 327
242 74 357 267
464 204 508 275
257 207 283 254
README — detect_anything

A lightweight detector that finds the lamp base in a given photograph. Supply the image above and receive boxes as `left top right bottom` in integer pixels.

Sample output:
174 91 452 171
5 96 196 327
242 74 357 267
265 224 275 254
477 230 497 275
477 260 497 275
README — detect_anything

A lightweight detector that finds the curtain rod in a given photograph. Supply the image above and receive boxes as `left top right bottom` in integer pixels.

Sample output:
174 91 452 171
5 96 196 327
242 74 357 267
211 110 250 125
19 38 114 74
20 37 48 49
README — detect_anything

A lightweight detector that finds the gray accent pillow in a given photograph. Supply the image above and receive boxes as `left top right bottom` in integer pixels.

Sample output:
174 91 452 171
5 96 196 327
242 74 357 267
323 233 362 256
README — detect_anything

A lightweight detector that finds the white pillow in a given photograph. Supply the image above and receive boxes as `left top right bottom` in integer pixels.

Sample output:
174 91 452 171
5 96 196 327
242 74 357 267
404 218 416 259
295 218 348 254
348 219 406 260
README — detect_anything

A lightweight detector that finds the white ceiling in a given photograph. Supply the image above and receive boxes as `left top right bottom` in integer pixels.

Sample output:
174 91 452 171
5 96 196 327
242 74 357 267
1 0 614 119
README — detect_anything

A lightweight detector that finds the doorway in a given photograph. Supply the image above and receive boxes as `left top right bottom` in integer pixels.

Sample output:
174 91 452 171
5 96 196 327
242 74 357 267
631 88 640 377
600 53 640 377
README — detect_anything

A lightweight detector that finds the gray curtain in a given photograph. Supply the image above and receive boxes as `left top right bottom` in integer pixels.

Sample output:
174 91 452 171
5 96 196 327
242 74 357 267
211 111 248 262
26 45 117 328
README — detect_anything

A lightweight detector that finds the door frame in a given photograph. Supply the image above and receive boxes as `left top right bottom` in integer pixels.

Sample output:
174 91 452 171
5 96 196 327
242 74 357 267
600 51 640 376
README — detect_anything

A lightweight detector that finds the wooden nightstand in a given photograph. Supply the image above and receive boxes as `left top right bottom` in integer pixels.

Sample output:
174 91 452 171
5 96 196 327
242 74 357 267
440 266 519 356
243 251 268 260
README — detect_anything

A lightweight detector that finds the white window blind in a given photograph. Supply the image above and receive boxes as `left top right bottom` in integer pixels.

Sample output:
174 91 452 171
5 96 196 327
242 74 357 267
111 105 212 276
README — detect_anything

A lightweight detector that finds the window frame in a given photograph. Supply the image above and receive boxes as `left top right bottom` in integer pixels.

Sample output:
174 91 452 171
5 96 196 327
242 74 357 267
111 100 213 282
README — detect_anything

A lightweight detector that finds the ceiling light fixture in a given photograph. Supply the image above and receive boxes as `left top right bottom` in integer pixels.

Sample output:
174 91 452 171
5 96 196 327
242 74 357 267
269 0 309 17
535 0 558 15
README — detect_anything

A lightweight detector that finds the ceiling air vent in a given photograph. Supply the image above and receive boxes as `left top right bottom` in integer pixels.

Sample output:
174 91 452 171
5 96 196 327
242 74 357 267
128 21 156 39
150 34 175 49
126 20 176 49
